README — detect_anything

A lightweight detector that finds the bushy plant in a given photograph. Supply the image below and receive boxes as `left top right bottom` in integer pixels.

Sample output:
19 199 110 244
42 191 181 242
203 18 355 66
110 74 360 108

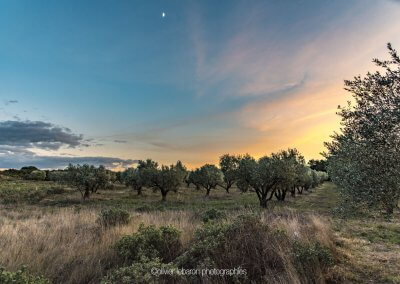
292 241 334 276
28 170 46 181
115 224 182 264
97 208 130 227
175 214 286 282
0 266 50 284
201 208 226 223
101 257 180 284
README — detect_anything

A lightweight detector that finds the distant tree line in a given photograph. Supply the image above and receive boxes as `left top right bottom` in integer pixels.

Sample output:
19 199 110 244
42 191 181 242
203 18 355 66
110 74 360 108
64 148 327 207
1 150 328 207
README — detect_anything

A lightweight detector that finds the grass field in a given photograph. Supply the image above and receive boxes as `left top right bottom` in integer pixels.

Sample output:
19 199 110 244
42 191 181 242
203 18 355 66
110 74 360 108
0 178 399 283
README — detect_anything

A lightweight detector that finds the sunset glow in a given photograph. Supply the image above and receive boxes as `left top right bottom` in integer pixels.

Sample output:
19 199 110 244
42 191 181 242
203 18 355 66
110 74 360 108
1 0 400 169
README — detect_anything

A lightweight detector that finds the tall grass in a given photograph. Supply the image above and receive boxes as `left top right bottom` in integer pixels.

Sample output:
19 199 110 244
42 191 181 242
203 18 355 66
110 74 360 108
0 207 337 283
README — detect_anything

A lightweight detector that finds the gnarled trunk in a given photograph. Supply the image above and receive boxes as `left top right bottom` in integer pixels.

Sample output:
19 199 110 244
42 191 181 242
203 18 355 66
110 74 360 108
259 198 268 208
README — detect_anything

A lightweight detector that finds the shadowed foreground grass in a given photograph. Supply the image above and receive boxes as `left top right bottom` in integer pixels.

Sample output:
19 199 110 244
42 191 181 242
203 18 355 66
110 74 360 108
0 208 339 283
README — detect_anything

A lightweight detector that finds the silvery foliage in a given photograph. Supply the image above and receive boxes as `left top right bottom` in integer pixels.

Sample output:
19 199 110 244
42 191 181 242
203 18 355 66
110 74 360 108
325 43 400 215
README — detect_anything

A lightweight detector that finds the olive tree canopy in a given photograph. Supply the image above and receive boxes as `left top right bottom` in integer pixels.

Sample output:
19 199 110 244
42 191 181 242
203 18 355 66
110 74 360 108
325 43 400 215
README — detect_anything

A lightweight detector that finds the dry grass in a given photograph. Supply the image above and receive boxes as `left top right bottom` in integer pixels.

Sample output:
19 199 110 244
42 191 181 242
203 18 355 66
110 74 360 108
0 206 338 283
0 208 199 283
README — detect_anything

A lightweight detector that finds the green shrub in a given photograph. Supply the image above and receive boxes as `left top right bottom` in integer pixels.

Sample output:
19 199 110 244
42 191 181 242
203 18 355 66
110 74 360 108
97 208 130 227
27 170 46 181
115 224 182 264
201 208 226 223
0 266 50 284
101 257 180 284
292 241 334 276
175 214 284 282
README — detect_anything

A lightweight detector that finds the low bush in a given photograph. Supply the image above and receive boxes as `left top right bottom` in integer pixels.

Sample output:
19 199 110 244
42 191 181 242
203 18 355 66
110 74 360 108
115 224 182 264
0 266 50 284
201 208 226 223
97 208 130 227
101 257 180 284
293 241 334 277
176 213 336 283
176 214 287 282
27 170 46 181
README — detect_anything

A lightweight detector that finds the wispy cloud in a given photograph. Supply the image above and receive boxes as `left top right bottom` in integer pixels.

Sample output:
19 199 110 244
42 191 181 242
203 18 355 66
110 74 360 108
4 100 18 106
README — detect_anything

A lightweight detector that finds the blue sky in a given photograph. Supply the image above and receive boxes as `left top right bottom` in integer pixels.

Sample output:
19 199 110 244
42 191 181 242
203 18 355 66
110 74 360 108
1 0 400 169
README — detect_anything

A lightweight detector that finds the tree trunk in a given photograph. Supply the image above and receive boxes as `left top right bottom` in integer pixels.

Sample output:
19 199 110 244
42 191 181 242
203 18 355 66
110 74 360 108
259 198 268 208
205 188 210 197
83 190 90 200
137 188 142 195
161 191 167 202
281 190 287 201
385 203 394 216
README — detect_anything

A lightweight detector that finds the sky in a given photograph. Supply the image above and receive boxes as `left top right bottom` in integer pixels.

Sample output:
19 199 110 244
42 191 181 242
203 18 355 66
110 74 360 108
1 0 400 169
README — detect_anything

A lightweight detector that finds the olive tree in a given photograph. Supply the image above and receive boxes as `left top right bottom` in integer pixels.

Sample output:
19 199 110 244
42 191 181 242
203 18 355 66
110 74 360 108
143 161 185 202
174 160 188 184
187 170 201 190
308 159 328 172
325 43 400 216
237 154 281 208
120 159 160 196
193 164 223 197
219 154 239 193
273 149 305 201
121 168 144 195
137 159 159 171
65 164 110 199
295 167 313 195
